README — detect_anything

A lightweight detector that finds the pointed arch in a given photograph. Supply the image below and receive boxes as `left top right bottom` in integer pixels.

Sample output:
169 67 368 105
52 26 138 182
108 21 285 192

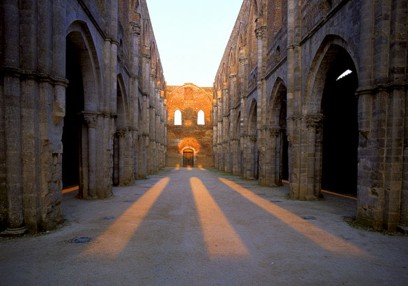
66 21 102 111
228 46 238 75
116 74 128 129
305 35 359 113
63 20 104 199
248 99 258 135
305 35 359 198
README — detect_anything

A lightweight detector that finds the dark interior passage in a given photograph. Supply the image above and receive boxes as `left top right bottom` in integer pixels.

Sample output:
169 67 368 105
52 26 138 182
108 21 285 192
278 87 289 181
321 48 358 195
62 39 84 188
183 149 194 167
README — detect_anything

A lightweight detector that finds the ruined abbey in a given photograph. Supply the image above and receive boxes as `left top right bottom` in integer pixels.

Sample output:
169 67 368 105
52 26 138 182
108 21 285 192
1 0 407 235
1 0 166 234
213 0 408 231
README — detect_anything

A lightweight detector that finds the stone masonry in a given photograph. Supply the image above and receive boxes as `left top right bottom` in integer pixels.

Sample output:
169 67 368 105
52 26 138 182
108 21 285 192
166 83 214 168
0 0 167 234
213 0 408 232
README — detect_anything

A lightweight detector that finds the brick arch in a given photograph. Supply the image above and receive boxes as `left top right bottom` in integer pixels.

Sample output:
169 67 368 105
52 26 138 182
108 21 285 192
66 21 101 112
305 35 359 114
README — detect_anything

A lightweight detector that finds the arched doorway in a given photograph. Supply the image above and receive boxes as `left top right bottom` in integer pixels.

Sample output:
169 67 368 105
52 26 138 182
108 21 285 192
321 47 358 195
112 79 126 186
62 36 84 193
278 85 289 182
63 23 100 199
268 80 289 186
183 148 194 167
248 100 258 179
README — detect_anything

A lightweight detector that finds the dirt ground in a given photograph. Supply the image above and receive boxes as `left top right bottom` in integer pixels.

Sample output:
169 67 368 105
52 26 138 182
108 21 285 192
1 167 407 286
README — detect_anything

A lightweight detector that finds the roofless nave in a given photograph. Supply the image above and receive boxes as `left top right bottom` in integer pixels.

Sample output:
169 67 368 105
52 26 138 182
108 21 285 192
1 0 407 235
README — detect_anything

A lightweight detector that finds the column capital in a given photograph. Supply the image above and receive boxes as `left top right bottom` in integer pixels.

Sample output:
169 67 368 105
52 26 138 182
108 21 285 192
269 127 281 137
255 25 267 40
249 135 257 142
83 112 97 128
305 113 324 129
115 129 127 138
129 21 141 35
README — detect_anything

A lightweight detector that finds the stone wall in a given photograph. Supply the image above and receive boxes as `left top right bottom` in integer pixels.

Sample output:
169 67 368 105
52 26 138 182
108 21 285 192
0 0 167 234
166 84 213 168
213 0 408 232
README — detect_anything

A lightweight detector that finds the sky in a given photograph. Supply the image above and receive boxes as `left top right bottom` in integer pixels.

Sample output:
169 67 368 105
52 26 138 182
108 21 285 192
146 0 243 87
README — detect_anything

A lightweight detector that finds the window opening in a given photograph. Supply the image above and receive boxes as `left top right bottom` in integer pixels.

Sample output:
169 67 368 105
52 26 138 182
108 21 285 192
174 110 182 125
197 110 205 125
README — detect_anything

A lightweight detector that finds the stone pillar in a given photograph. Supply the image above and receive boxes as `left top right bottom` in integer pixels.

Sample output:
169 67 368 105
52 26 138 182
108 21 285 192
116 129 127 185
217 96 224 171
2 0 24 234
382 0 407 230
287 0 302 199
140 92 149 177
272 128 283 186
83 113 97 199
262 128 280 186
305 114 323 200
212 98 219 169
238 54 249 178
258 127 269 186
242 135 257 180
129 17 141 179
148 104 155 175
3 75 24 234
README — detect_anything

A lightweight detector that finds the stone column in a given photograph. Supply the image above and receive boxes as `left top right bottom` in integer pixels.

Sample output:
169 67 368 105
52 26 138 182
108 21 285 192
258 127 269 186
83 113 97 199
140 94 149 178
148 105 155 175
287 0 302 199
239 54 249 178
265 128 281 186
272 128 283 186
382 0 407 230
116 129 127 185
231 139 239 176
1 0 24 235
129 18 141 179
212 98 219 169
305 113 323 200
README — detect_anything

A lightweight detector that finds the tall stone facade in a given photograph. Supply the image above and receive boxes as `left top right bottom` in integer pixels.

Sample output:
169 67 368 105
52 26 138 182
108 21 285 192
213 0 408 232
0 0 167 234
166 84 213 168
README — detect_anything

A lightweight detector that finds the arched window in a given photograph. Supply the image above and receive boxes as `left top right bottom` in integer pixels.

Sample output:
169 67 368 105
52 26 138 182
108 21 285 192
197 110 205 125
174 110 182 125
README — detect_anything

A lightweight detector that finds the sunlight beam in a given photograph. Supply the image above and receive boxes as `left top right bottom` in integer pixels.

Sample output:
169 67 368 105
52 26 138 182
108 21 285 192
82 177 170 258
190 177 250 259
219 178 366 256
